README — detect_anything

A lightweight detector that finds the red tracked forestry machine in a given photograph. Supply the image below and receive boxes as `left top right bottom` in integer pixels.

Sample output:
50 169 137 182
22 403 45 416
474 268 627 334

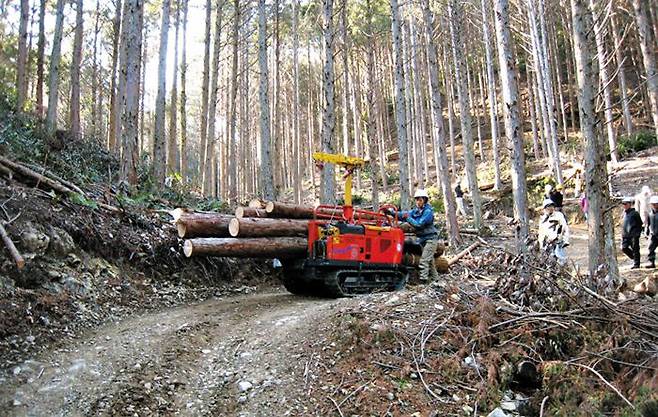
281 152 419 297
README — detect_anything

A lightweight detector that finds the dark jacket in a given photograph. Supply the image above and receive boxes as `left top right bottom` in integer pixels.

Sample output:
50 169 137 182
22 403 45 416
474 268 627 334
455 184 464 198
623 207 643 238
398 204 438 244
650 209 658 238
549 190 564 208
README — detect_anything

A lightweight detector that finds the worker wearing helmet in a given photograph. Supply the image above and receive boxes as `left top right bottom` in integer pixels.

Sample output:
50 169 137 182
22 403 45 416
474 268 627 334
538 199 570 265
621 196 643 269
646 196 658 268
392 189 439 282
549 184 564 211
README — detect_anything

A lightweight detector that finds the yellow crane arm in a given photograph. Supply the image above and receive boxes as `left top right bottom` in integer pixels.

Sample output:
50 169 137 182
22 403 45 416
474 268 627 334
313 152 366 208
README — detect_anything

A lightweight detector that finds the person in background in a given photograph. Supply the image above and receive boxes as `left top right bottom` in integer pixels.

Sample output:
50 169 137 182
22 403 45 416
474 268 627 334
635 185 653 237
538 199 570 265
646 196 658 269
573 165 583 198
579 192 588 222
389 189 439 282
454 179 467 218
549 184 564 211
622 196 643 269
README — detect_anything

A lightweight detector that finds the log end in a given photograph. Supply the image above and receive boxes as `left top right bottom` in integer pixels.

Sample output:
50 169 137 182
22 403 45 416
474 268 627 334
176 222 187 238
248 199 264 209
229 218 240 237
265 201 275 214
235 207 245 219
183 240 194 257
170 208 185 223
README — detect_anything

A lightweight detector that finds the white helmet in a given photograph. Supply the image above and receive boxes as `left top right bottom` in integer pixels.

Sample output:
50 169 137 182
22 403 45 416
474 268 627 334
414 189 429 199
621 196 634 204
542 199 555 208
650 196 658 205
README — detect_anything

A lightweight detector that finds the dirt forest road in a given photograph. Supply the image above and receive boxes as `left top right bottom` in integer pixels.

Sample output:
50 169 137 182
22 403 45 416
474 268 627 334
1 292 348 417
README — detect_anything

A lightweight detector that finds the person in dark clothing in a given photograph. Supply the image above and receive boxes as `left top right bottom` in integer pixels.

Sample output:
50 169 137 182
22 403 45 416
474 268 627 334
646 196 658 268
622 197 644 269
454 181 467 217
549 184 564 211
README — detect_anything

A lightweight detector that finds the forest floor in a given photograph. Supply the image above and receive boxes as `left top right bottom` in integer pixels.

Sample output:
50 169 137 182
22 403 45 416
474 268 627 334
1 115 657 416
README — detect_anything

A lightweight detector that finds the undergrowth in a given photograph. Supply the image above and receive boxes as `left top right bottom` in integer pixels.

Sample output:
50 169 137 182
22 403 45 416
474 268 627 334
0 92 227 212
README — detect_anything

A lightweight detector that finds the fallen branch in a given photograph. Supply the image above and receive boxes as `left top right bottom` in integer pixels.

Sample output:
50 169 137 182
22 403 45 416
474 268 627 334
0 222 25 270
569 363 635 409
328 396 344 417
0 155 74 195
23 162 86 195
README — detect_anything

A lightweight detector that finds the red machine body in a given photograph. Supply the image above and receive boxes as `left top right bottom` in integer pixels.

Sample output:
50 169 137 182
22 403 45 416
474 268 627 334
282 204 410 297
307 221 404 264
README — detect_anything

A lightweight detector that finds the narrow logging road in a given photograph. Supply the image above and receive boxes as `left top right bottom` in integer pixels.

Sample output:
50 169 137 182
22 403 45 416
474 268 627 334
1 292 348 416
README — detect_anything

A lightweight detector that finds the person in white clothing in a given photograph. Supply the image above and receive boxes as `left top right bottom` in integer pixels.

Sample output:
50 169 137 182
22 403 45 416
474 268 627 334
538 199 570 265
635 185 653 237
454 178 468 217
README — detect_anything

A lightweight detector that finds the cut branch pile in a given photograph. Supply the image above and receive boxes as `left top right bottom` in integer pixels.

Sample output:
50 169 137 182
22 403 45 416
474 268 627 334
303 240 658 415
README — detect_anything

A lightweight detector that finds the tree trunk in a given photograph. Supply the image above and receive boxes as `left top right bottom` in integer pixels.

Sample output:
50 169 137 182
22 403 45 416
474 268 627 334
422 0 460 246
228 217 308 237
320 0 336 205
571 0 619 281
526 66 542 159
108 0 122 151
481 0 502 189
228 0 240 201
198 0 212 188
35 0 46 116
339 0 350 157
45 0 66 133
494 0 529 244
183 237 307 259
631 0 658 138
16 0 29 111
90 0 101 138
120 0 143 185
168 0 181 173
390 0 410 209
203 0 224 196
365 0 379 210
611 13 633 137
179 0 189 178
69 0 84 139
153 0 171 185
590 0 617 164
258 0 275 200
448 0 482 228
292 0 301 204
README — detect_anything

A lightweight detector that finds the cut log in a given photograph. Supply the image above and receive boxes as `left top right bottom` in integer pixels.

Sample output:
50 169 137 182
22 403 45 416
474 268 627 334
265 201 317 218
265 201 380 221
228 217 309 237
448 241 481 266
183 237 307 258
235 206 268 219
0 222 25 270
248 198 266 209
175 212 233 238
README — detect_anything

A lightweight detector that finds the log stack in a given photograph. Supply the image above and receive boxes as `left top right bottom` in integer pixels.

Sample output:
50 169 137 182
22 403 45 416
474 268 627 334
177 202 319 259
